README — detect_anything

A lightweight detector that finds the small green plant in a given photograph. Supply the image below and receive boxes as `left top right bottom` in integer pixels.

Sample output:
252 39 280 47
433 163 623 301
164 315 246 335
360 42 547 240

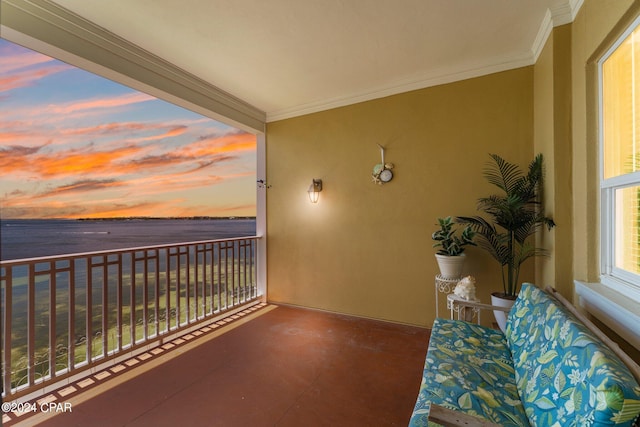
432 216 476 256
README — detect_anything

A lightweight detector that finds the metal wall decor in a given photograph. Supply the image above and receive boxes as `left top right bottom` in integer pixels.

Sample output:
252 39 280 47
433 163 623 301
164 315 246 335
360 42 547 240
372 144 394 184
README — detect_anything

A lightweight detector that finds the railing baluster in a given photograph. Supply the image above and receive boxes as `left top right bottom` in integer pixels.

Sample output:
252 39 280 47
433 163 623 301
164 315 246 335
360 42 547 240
200 246 204 317
27 263 35 387
200 245 204 318
142 251 148 340
154 249 160 336
102 257 108 358
2 267 13 394
216 242 222 313
186 247 191 323
242 241 246 299
228 243 233 308
194 245 199 319
176 249 182 326
173 250 179 328
117 253 123 351
219 243 225 310
241 241 246 300
86 257 92 365
164 248 171 332
252 240 256 297
208 244 214 315
233 242 238 305
244 240 249 301
223 243 229 309
249 240 254 297
130 253 136 346
69 260 76 372
49 261 56 379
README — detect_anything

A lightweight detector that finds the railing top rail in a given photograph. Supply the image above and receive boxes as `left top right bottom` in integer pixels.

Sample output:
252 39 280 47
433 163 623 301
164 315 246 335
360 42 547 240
0 235 262 266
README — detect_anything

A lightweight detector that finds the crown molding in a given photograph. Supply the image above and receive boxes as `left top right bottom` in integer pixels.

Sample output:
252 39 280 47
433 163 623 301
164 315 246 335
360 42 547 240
550 2 574 26
267 52 533 122
0 0 266 133
569 0 586 21
531 0 584 63
269 0 585 122
530 9 554 64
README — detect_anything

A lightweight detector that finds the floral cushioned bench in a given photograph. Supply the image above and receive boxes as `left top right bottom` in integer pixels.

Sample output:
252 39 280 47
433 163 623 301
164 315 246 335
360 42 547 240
409 283 640 427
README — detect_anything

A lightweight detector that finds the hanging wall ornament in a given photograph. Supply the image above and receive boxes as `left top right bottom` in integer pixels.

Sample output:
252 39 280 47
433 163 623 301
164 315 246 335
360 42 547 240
372 144 394 185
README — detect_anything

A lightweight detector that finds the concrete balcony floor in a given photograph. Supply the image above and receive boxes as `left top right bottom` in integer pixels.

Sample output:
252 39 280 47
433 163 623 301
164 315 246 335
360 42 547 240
6 303 430 427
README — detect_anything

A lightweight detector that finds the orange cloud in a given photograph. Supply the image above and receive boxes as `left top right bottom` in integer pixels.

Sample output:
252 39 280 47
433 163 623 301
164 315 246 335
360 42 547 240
166 126 188 138
61 123 187 141
127 125 189 143
62 122 151 136
0 144 45 171
0 200 173 220
0 144 146 178
0 48 54 72
187 132 256 157
0 62 69 93
32 179 125 199
0 131 32 142
95 131 255 176
0 119 188 150
37 145 146 177
1 127 256 189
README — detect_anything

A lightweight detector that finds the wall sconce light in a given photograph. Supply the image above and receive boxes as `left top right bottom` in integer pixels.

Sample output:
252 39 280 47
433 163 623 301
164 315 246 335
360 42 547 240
307 179 323 203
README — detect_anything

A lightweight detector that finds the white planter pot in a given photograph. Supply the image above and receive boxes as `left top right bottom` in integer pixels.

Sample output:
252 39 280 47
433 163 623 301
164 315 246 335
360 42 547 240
491 293 516 332
435 253 466 279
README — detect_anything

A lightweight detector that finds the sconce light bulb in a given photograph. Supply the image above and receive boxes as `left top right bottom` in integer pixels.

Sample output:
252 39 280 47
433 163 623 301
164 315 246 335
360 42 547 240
308 179 322 203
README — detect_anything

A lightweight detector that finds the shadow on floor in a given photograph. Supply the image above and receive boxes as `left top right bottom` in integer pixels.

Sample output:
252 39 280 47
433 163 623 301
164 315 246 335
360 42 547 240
7 304 431 427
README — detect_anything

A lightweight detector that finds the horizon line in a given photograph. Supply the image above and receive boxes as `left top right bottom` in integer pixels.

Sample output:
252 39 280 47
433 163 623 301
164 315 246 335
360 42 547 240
0 215 257 221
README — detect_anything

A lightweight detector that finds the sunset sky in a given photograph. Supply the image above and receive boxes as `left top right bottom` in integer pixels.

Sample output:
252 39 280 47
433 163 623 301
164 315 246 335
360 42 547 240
0 39 256 219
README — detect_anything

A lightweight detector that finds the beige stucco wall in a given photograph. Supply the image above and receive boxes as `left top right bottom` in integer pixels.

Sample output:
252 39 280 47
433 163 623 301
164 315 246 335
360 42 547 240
266 68 534 326
533 24 573 296
533 28 557 289
266 0 640 333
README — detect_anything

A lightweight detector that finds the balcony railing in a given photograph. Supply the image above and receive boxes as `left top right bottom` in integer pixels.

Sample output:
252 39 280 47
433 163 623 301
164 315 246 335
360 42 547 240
1 236 260 400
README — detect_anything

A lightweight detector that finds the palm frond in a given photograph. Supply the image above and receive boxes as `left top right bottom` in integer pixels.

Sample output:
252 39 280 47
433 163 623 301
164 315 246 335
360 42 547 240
457 216 510 265
514 242 548 266
527 154 544 186
513 218 536 243
483 154 523 194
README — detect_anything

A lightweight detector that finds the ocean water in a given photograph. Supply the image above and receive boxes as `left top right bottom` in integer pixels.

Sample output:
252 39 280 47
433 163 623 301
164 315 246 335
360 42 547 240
0 218 257 260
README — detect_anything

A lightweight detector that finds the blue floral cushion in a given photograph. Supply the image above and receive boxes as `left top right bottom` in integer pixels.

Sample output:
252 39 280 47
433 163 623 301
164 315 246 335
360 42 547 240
505 283 640 426
409 318 529 426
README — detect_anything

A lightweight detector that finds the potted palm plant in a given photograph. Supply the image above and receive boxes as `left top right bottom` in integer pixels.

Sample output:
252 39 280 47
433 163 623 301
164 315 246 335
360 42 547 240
457 153 555 330
432 216 476 279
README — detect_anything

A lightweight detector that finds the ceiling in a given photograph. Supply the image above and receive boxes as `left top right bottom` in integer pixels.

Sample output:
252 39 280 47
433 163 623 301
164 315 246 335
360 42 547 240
50 0 580 122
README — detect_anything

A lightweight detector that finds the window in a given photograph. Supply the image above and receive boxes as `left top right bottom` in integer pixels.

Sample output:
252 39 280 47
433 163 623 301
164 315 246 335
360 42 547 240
600 15 640 302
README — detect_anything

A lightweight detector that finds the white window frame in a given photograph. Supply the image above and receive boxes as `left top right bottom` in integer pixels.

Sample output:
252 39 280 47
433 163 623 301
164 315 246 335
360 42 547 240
599 14 640 303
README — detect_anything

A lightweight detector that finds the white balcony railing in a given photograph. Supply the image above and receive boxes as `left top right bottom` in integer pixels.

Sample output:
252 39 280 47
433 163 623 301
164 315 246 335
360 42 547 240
1 236 260 400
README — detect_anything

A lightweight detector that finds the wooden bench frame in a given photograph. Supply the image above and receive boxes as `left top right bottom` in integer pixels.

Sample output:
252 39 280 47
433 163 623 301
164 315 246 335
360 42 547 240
427 286 640 427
